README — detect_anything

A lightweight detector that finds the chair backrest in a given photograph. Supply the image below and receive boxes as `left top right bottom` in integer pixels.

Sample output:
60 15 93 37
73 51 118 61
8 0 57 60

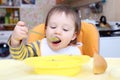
28 22 99 57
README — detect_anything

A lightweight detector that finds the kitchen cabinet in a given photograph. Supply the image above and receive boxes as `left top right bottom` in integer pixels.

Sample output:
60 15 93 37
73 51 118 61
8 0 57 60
0 0 20 31
100 36 120 57
56 0 101 7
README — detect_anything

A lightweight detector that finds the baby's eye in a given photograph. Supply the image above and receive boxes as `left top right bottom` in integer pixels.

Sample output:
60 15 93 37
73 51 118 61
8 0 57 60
50 26 56 29
63 28 69 31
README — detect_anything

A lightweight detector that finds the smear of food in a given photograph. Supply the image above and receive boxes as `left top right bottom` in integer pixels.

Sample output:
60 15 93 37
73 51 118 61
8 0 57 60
49 37 61 43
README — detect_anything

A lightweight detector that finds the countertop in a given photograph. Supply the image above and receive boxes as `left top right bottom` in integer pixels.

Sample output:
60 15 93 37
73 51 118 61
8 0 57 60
0 58 120 80
75 58 120 80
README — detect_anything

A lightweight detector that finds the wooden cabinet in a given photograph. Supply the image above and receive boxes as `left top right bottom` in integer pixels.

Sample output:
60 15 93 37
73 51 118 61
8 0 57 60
56 0 101 7
56 0 64 4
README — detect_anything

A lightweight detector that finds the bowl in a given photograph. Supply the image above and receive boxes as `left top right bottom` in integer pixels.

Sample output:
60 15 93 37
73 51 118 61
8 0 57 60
24 55 90 76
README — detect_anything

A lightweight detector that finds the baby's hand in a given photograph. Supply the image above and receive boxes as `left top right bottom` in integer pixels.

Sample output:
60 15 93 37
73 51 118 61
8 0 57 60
11 21 28 47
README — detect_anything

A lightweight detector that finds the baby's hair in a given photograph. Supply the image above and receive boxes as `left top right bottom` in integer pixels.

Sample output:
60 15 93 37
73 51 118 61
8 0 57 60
45 5 81 44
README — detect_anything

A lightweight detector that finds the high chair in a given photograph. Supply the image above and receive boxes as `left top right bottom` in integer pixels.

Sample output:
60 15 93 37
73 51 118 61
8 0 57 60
28 22 99 57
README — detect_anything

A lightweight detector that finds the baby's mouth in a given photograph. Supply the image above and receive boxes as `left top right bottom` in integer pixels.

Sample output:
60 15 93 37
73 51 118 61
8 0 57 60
49 37 61 44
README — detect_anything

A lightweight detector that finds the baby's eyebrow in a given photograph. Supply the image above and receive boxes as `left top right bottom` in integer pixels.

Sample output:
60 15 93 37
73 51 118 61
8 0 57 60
63 24 74 28
48 22 56 26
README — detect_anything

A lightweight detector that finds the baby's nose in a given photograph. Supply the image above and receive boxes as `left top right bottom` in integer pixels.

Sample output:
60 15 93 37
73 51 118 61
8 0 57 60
54 28 62 35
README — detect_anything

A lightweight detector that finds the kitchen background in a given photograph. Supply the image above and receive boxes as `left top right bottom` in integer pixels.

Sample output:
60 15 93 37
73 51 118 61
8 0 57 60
0 0 120 28
1 0 120 28
0 0 120 59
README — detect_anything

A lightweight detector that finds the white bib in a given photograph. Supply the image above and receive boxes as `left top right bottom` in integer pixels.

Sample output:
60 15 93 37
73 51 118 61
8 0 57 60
40 38 82 56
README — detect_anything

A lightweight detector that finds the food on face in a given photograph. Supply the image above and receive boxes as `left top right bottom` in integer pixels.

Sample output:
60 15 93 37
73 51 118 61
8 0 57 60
93 53 107 74
49 37 61 42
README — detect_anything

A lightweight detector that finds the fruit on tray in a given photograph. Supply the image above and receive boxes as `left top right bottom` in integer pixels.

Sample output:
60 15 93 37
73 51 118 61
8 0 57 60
93 53 107 74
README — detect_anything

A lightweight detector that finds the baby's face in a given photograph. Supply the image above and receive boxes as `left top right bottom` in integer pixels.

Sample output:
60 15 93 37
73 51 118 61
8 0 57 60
46 12 76 50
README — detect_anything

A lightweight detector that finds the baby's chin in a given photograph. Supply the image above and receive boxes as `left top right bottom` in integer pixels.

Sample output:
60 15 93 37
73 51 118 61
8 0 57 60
50 44 69 51
47 42 59 50
49 45 62 51
48 44 61 50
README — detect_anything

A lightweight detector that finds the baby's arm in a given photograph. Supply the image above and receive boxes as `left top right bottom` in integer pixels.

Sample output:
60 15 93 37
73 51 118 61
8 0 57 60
9 42 40 60
7 21 28 60
10 21 28 47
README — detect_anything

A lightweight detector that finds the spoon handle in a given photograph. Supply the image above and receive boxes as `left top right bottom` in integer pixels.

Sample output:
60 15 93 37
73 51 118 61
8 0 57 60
29 30 45 36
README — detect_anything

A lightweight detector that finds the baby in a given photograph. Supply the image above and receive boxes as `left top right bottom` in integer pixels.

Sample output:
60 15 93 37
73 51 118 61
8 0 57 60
8 5 81 60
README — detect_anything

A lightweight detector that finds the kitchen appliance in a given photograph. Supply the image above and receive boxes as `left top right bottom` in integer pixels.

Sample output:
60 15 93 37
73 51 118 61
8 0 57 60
0 31 12 60
98 21 120 37
0 43 9 57
109 22 120 35
99 15 111 28
98 21 120 57
96 15 120 37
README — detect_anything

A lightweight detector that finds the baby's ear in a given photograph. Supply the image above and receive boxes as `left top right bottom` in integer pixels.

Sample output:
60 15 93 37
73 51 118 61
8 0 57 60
72 32 77 40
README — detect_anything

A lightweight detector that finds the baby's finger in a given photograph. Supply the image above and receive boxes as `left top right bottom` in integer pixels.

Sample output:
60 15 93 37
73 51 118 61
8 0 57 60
20 26 29 33
16 21 26 26
16 31 28 40
19 34 28 39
